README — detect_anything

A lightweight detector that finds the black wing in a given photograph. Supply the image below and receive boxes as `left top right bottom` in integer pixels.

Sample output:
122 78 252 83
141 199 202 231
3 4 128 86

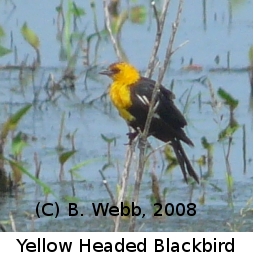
128 77 187 129
127 77 197 182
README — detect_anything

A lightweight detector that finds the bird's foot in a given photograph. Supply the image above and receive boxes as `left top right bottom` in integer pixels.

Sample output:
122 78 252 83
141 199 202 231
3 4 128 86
125 132 138 145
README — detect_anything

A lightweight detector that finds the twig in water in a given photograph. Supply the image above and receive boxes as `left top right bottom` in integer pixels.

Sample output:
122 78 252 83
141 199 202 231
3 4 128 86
57 112 65 150
9 212 17 232
171 40 189 56
225 137 232 175
70 170 76 197
242 124 246 174
114 136 138 232
99 170 116 206
146 0 171 78
0 223 6 232
160 0 184 78
206 78 219 110
145 141 169 163
34 152 41 179
103 0 123 61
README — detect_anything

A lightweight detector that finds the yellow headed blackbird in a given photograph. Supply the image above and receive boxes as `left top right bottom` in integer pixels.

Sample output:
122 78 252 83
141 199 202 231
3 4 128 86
100 62 199 183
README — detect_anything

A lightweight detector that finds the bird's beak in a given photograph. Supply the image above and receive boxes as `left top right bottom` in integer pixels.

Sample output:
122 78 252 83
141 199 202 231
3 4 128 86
99 69 113 77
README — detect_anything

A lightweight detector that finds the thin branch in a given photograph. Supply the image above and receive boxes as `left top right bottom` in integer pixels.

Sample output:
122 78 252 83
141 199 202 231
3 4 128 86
103 0 122 61
34 152 41 179
0 223 6 232
114 136 138 232
151 1 160 32
145 141 170 162
242 124 246 174
129 0 185 232
9 212 17 232
225 137 232 175
146 0 171 78
171 40 189 56
99 169 116 206
160 0 184 79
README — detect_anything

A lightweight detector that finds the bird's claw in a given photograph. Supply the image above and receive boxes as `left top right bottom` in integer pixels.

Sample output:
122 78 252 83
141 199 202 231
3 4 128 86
125 132 138 145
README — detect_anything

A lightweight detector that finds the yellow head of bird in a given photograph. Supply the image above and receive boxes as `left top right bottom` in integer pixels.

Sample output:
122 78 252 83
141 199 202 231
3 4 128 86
100 62 140 85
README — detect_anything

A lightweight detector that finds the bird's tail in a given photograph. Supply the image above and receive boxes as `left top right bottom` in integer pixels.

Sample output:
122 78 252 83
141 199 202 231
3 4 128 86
171 139 199 183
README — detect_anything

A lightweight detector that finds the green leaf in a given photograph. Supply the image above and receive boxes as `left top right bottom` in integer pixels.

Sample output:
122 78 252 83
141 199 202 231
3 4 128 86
62 196 81 203
164 144 177 163
69 158 102 173
21 22 40 49
198 193 205 205
209 183 223 192
69 158 101 179
111 11 128 34
197 155 206 166
0 45 12 57
162 187 168 199
217 88 239 109
0 25 5 39
8 159 54 196
11 132 28 156
101 134 116 143
226 173 234 191
9 160 23 185
59 150 77 165
201 137 213 151
129 6 147 24
201 137 209 149
218 120 240 141
122 200 131 218
101 162 114 171
229 0 248 10
56 5 63 13
1 104 32 140
72 2 86 17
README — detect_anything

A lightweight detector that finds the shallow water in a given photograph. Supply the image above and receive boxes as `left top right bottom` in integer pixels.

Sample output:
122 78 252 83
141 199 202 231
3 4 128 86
0 0 252 232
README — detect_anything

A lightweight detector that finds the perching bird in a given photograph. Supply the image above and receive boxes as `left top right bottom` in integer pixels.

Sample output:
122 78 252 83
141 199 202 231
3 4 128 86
100 62 199 183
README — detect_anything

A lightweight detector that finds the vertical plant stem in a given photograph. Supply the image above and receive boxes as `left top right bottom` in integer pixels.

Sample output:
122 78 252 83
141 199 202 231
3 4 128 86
103 0 123 61
34 152 41 179
59 164 64 181
242 124 246 174
160 0 184 77
129 0 185 232
198 91 202 112
207 146 213 176
225 137 233 207
0 138 7 192
202 0 207 30
90 0 100 37
114 139 137 232
65 0 72 59
227 51 230 70
107 142 111 163
146 0 171 78
9 212 17 232
0 223 6 232
228 1 232 27
99 170 116 206
70 170 76 197
57 112 65 150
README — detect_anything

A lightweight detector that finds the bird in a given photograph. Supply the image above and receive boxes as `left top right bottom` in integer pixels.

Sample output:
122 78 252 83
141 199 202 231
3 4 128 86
100 62 199 183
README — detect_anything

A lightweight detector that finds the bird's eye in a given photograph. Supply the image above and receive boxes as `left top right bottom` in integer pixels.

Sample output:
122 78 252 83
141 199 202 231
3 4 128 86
111 67 120 74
